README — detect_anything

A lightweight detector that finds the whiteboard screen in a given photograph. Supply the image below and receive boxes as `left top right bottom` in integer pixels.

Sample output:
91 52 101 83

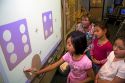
0 0 62 83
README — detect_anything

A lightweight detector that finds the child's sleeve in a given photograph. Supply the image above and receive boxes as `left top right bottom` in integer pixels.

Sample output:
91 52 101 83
107 51 113 60
106 42 113 56
85 57 92 70
62 52 70 62
116 65 125 79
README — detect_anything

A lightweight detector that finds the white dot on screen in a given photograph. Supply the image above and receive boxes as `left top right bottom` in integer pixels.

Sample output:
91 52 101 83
22 34 27 44
49 14 52 19
7 42 14 53
24 44 29 53
50 26 53 32
3 30 11 42
20 24 26 33
10 53 17 64
44 16 47 22
45 30 48 37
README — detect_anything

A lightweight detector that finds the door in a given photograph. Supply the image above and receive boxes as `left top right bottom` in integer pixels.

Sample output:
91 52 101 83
89 0 104 21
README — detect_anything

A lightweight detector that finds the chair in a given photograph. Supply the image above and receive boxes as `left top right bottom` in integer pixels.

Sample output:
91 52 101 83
103 7 114 24
116 19 125 37
104 6 121 25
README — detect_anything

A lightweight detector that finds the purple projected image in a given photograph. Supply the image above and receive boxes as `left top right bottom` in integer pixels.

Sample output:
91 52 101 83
42 11 53 39
0 19 32 70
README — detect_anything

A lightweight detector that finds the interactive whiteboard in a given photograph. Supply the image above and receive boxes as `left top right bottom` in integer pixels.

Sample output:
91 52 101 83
0 0 62 83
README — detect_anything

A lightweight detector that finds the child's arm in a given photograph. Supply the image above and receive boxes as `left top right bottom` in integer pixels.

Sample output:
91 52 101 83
95 73 110 83
110 76 125 83
96 75 125 83
97 79 111 83
96 76 125 83
91 56 100 64
82 68 95 83
92 58 107 64
36 58 65 75
95 73 99 83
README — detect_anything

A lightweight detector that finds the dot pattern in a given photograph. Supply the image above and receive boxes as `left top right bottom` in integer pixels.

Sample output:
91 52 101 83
0 19 32 70
42 11 53 39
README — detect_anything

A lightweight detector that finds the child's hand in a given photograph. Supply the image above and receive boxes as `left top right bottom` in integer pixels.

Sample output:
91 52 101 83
23 68 33 72
91 56 94 61
91 56 100 64
23 67 38 73
92 58 100 64
35 71 41 75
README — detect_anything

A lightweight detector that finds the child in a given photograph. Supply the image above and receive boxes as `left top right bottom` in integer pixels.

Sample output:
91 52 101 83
76 15 93 32
91 22 113 74
75 15 95 59
95 36 125 83
76 15 95 43
25 31 94 83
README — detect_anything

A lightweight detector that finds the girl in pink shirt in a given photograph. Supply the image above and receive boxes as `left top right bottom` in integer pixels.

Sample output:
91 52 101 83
91 22 113 74
25 31 94 83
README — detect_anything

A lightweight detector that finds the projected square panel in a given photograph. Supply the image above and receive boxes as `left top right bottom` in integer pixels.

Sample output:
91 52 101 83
42 11 53 39
0 19 32 70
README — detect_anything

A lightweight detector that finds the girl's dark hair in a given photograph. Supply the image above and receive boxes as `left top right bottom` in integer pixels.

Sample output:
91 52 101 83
66 31 87 55
114 36 125 46
94 22 110 39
